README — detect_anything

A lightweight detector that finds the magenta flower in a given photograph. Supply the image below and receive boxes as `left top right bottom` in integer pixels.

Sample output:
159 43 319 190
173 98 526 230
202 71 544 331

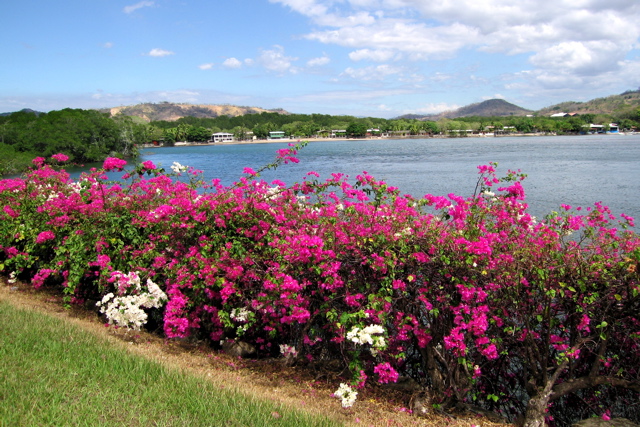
32 157 46 167
103 157 127 171
142 160 157 170
36 230 55 244
243 167 257 175
374 362 399 384
51 153 69 162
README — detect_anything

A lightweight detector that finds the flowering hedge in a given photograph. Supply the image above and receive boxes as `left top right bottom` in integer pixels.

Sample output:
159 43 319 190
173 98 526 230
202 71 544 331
1 146 639 426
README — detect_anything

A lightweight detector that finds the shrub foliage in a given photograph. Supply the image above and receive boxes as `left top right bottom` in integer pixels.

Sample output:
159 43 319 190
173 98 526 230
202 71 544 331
1 145 639 426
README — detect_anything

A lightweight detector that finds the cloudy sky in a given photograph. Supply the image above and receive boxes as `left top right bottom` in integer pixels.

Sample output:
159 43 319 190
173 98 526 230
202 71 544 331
2 0 639 117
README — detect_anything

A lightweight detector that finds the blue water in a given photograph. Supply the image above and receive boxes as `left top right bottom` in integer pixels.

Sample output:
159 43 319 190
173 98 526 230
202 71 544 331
134 135 640 225
61 134 639 226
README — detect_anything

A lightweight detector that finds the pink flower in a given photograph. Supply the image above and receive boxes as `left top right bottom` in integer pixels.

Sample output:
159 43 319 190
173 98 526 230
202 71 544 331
142 160 157 170
243 167 257 175
411 252 429 262
103 157 127 171
51 153 69 162
577 314 591 333
392 280 406 291
35 230 55 244
32 157 46 167
374 362 399 384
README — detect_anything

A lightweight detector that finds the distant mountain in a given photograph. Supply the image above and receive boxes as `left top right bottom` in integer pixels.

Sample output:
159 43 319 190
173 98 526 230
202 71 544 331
536 89 640 117
0 108 44 117
397 99 533 121
99 102 288 122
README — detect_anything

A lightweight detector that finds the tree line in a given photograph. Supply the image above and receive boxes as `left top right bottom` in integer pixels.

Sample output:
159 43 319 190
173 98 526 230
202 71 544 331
0 109 146 176
151 109 640 143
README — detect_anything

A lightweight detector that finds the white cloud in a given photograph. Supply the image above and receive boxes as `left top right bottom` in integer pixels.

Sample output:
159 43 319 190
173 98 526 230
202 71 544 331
349 49 396 62
529 40 625 76
199 63 214 70
257 45 298 74
146 48 174 57
223 58 243 69
271 0 640 91
103 42 114 49
307 55 330 67
412 103 462 115
483 94 506 101
123 1 154 14
306 20 479 60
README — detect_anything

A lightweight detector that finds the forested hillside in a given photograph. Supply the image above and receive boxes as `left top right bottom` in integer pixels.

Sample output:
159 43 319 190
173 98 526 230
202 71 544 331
537 89 640 117
398 99 532 121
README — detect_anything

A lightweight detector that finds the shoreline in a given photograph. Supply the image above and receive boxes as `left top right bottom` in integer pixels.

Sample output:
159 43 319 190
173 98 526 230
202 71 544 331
144 132 567 148
141 130 636 149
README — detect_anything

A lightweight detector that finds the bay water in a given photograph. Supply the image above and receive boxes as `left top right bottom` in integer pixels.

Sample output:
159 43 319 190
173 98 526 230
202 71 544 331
136 134 640 228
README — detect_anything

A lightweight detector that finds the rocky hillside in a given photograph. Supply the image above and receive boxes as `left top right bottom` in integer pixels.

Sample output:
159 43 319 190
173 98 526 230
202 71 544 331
100 103 288 122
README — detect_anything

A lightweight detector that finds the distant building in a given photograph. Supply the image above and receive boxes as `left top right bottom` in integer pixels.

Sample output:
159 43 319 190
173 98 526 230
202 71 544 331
268 131 286 139
550 112 569 117
211 132 234 143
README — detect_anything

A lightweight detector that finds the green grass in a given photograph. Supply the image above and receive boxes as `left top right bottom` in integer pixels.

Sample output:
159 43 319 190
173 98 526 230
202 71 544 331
0 301 339 426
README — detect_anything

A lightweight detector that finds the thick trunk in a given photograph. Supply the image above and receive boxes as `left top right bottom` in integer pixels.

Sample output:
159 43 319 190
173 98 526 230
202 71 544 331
420 345 445 395
523 391 551 427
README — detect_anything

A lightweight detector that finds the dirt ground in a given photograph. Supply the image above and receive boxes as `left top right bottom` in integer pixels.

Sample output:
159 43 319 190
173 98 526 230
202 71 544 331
0 279 511 427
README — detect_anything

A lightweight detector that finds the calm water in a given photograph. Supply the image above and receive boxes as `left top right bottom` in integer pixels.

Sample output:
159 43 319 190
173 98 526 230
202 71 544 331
136 134 640 226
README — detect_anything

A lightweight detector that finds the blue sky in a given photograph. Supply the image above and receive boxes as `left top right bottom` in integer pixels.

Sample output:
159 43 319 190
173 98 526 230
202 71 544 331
2 0 640 118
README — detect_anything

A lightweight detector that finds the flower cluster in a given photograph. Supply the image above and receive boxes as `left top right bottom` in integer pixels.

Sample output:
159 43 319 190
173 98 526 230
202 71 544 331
96 271 167 330
373 362 399 384
230 307 250 323
279 344 297 358
170 162 187 174
333 383 358 408
346 324 387 355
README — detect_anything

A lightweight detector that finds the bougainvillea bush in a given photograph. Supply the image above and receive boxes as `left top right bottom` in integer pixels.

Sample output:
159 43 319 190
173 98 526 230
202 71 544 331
1 146 639 426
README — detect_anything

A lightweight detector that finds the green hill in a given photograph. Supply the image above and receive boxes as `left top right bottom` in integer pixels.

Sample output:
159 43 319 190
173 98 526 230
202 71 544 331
397 99 532 121
537 89 640 117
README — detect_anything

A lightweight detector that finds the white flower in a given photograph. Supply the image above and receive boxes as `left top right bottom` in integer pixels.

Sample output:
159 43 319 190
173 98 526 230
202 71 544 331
97 272 167 330
334 383 357 408
7 271 17 284
230 307 250 323
346 325 387 350
171 162 187 173
363 324 384 335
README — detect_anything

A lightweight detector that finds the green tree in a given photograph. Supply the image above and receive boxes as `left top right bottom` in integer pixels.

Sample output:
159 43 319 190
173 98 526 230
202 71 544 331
233 126 249 141
187 126 210 142
346 122 367 138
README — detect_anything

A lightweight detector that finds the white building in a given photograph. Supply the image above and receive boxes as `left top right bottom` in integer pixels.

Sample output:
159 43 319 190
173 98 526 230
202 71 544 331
211 132 234 143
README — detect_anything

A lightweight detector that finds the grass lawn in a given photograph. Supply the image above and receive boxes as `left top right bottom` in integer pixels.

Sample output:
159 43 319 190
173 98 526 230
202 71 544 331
0 300 339 427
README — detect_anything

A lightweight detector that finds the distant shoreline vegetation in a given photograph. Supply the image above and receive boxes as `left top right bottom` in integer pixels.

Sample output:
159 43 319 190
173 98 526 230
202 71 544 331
2 94 639 176
0 109 142 177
